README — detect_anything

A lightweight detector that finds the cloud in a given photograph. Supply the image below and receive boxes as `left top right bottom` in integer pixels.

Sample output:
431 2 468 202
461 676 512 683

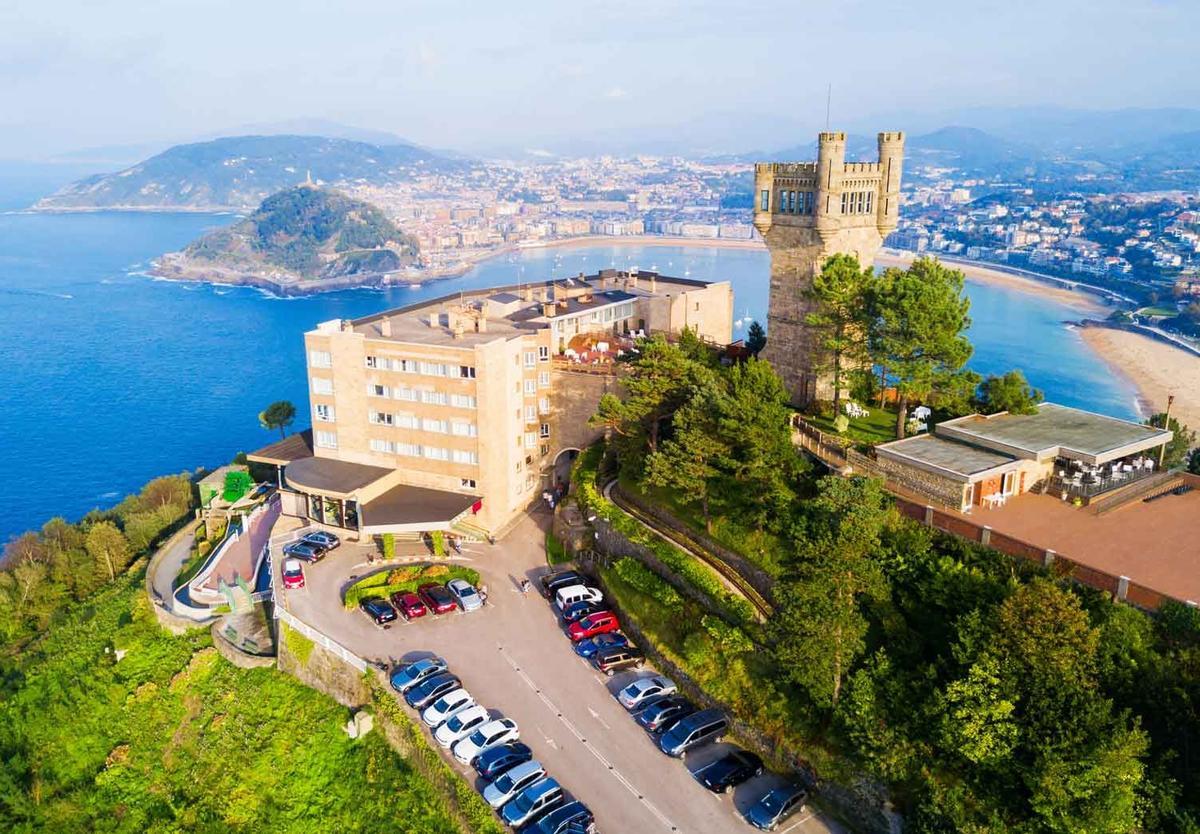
603 86 628 100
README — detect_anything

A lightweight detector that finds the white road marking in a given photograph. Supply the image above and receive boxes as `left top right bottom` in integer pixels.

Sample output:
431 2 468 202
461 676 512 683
778 813 814 833
586 706 611 730
496 643 677 832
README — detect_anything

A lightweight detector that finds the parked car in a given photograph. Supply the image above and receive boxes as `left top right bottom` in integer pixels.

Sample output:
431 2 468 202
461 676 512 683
554 584 603 612
560 600 601 623
360 597 398 627
744 784 808 830
281 558 305 590
453 717 519 763
530 800 595 834
618 675 676 710
697 749 764 793
434 704 489 748
404 672 462 710
283 541 325 562
567 611 619 642
419 582 458 614
540 570 585 598
446 578 483 611
302 530 340 551
422 688 475 727
483 759 546 809
636 695 696 733
499 777 564 828
590 646 644 676
474 742 534 779
573 632 629 659
659 708 728 757
389 656 448 694
391 590 428 620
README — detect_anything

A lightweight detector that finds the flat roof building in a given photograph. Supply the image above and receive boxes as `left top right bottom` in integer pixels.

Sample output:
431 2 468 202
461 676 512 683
250 269 732 539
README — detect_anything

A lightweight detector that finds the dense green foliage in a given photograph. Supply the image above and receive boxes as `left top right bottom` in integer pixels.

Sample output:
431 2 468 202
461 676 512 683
258 400 296 439
187 186 419 280
0 474 193 649
805 253 874 413
342 564 481 609
222 470 253 502
976 370 1044 415
0 578 460 833
1144 412 1195 468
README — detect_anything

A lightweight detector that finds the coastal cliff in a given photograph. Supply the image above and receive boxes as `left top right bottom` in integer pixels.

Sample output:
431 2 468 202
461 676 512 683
151 185 420 293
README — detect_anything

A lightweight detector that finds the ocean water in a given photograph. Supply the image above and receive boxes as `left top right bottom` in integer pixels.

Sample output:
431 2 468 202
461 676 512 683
0 209 1137 541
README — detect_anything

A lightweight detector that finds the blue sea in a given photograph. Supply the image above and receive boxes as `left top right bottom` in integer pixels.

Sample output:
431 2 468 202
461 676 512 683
0 179 1137 541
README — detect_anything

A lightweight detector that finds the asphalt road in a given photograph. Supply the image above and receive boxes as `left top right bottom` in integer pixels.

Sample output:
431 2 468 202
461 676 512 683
281 513 841 834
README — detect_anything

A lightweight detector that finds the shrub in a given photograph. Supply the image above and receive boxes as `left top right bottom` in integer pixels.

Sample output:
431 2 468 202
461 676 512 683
387 566 420 584
381 533 396 560
420 564 449 578
281 621 314 667
614 558 683 610
701 614 754 653
430 530 446 558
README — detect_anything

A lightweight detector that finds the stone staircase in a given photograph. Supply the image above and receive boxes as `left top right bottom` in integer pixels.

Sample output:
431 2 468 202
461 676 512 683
1090 471 1186 516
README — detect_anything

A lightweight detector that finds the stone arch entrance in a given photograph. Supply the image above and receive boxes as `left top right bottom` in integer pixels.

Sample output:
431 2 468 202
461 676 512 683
549 447 581 492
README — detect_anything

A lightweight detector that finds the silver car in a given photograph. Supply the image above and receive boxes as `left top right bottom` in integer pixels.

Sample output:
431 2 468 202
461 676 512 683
446 578 483 611
482 759 546 808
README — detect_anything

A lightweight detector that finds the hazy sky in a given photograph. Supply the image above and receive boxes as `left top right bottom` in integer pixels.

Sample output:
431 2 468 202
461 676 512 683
2 0 1197 158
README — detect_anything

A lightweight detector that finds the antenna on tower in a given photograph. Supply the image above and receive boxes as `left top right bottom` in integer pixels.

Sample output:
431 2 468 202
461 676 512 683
825 84 832 131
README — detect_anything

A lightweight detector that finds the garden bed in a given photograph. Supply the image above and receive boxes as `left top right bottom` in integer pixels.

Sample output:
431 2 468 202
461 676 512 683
342 563 481 609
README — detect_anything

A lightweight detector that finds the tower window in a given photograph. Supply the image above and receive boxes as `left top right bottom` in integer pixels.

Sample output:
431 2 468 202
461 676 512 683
841 193 848 214
866 191 873 213
760 189 769 211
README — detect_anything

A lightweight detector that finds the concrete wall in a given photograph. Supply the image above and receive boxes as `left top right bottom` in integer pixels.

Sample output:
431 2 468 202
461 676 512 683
546 369 612 469
275 620 372 708
873 453 968 510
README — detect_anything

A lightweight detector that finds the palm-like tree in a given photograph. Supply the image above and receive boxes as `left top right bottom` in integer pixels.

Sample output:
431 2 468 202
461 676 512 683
259 400 296 439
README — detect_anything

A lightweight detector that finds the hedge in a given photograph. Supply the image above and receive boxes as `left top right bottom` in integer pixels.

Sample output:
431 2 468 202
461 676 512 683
573 445 757 627
343 564 481 610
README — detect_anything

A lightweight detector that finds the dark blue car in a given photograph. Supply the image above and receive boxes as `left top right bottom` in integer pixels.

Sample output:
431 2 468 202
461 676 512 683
473 742 534 779
404 672 461 710
573 631 629 659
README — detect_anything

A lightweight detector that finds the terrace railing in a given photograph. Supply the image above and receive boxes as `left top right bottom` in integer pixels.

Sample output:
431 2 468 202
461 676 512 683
1048 466 1158 501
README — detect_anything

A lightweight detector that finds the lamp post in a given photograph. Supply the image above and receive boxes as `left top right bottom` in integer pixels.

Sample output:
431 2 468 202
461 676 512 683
1158 394 1175 470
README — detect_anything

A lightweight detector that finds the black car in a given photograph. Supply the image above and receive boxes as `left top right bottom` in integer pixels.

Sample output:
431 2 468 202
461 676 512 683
360 597 398 626
697 749 764 793
539 570 585 599
530 800 595 834
284 541 325 562
636 695 696 733
560 600 602 624
473 742 534 779
404 672 462 709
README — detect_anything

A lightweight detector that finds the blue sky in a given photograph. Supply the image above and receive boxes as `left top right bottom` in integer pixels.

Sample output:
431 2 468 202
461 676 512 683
2 0 1197 158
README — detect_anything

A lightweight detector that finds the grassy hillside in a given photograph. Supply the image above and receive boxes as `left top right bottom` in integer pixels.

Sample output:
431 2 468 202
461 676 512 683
180 186 419 281
0 577 458 833
34 134 460 210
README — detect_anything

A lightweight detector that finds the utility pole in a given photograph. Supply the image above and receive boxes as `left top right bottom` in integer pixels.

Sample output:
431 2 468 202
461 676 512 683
1158 394 1175 469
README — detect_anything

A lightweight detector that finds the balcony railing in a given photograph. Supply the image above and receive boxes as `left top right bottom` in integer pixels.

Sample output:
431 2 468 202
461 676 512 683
1048 465 1157 500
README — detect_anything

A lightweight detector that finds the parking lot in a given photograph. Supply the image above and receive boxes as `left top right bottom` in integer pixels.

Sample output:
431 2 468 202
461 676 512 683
280 512 843 834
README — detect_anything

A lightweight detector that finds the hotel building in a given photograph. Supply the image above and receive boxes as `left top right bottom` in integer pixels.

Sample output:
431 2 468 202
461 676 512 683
250 269 732 539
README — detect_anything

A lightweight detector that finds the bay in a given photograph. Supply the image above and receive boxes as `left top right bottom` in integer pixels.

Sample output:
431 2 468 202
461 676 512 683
0 210 1136 541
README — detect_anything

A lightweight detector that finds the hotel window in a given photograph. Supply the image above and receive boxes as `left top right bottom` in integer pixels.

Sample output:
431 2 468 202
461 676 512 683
315 404 335 422
524 432 537 449
397 442 421 457
538 371 550 388
524 351 536 368
461 478 477 489
315 430 338 449
369 384 390 398
369 411 394 426
539 423 550 438
369 438 394 453
525 475 535 490
524 379 537 396
540 443 550 456
538 346 549 361
424 446 449 461
452 449 478 465
365 355 379 369
421 390 448 405
419 361 446 377
309 350 332 368
760 189 769 211
525 404 537 421
460 365 476 379
450 393 476 409
311 377 334 395
450 420 476 437
395 386 419 402
395 359 418 373
396 413 418 429
422 417 448 433
538 397 550 414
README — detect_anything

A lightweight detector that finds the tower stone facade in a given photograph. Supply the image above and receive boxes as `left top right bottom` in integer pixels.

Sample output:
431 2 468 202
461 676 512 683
754 131 904 405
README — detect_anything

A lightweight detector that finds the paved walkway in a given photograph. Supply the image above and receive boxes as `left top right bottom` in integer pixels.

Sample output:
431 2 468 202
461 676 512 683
279 510 842 834
150 527 195 608
200 496 280 593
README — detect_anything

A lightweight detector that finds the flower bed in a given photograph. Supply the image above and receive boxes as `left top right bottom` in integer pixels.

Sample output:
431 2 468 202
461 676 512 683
343 564 481 610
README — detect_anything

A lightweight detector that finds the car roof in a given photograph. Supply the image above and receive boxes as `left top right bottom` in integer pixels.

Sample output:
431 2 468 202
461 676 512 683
677 707 724 728
537 800 589 826
555 583 593 595
504 759 544 779
524 777 561 798
447 578 472 589
630 676 667 691
283 559 302 571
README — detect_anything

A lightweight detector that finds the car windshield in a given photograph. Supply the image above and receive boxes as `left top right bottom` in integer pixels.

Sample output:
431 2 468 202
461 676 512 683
580 615 598 628
494 767 526 792
467 728 488 746
447 712 471 731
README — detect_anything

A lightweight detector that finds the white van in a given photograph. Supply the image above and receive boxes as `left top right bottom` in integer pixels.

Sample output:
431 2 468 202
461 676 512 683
554 583 603 611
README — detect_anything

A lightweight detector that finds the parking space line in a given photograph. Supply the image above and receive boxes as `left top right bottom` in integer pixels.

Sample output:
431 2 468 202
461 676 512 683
778 813 813 833
496 643 678 832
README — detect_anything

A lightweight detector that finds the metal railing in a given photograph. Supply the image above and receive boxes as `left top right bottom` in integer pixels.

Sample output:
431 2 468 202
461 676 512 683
1048 466 1158 500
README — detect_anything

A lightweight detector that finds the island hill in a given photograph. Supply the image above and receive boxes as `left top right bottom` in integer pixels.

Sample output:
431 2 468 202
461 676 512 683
152 185 421 295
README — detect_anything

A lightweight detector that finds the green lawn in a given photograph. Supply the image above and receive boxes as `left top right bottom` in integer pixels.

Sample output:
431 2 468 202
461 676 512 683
1138 305 1179 317
806 404 900 446
545 531 571 565
0 578 460 833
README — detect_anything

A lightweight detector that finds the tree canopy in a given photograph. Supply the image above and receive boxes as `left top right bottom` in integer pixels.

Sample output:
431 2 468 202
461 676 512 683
976 370 1044 415
259 400 297 439
805 254 874 413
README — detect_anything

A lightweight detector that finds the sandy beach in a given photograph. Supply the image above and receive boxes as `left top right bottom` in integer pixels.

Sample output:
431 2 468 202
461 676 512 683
1080 327 1200 431
875 250 1108 317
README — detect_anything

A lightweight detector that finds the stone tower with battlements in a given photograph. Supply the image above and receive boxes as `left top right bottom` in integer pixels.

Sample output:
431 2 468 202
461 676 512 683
754 131 904 405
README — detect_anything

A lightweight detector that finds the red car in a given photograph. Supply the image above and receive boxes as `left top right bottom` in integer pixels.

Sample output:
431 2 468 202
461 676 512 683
281 558 305 590
418 582 457 614
391 590 428 620
568 611 619 642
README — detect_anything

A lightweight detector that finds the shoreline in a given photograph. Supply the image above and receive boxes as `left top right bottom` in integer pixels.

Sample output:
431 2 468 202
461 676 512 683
1080 326 1200 432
